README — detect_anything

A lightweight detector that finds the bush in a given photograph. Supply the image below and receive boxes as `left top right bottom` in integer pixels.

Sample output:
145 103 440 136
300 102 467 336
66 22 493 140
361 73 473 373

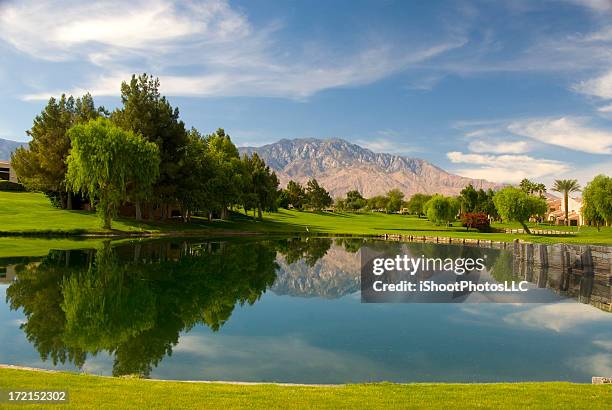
461 212 491 232
0 180 26 191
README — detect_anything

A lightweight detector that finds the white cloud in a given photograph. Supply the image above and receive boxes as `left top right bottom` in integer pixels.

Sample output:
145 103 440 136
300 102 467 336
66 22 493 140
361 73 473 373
503 302 610 333
597 104 612 113
446 151 569 183
559 0 612 12
468 140 530 154
356 137 420 154
574 70 612 100
593 339 612 350
0 0 466 101
508 117 612 154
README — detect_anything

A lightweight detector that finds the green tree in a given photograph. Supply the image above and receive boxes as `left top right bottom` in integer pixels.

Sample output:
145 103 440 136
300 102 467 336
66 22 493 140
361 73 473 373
582 174 612 230
11 93 104 209
385 189 405 213
345 190 366 211
305 179 332 210
459 184 479 213
367 195 389 211
285 180 306 210
406 193 432 217
552 179 581 226
493 187 547 234
242 153 280 220
206 128 242 219
66 118 160 229
112 74 187 219
424 195 460 225
174 128 216 221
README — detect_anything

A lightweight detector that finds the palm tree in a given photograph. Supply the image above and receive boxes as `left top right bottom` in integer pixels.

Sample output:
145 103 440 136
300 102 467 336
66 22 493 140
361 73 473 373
552 179 581 226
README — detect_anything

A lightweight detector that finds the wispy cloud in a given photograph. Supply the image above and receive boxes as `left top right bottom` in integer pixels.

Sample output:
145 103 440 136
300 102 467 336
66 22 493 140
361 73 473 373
503 302 610 333
468 140 531 154
573 70 612 100
446 151 569 183
1 0 466 101
508 117 612 154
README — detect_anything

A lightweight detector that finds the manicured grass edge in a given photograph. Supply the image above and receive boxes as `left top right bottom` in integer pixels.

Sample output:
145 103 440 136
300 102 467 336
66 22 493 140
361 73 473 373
1 366 610 409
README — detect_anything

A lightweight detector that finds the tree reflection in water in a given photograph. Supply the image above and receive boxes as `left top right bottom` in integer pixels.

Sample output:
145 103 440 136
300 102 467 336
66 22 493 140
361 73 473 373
6 239 278 377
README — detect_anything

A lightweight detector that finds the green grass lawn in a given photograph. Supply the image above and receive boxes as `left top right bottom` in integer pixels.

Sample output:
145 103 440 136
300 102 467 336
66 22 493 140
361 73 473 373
1 191 611 245
0 368 610 409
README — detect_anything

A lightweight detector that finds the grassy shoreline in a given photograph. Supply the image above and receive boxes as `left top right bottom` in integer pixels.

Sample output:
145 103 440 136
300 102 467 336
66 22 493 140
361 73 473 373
0 367 610 409
1 191 611 246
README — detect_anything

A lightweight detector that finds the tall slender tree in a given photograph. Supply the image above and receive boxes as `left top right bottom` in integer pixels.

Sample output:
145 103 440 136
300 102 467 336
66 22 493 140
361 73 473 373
552 179 581 226
111 74 187 219
11 93 104 209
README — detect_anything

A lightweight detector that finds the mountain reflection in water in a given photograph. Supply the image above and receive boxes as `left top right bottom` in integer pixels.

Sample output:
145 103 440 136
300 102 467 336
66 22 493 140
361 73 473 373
1 237 609 380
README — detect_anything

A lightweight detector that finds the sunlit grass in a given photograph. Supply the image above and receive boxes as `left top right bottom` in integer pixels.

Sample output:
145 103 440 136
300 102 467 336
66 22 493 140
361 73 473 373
1 191 610 246
0 368 609 409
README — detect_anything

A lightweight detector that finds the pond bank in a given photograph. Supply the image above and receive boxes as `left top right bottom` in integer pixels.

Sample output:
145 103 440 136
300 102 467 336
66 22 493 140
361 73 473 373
0 367 610 409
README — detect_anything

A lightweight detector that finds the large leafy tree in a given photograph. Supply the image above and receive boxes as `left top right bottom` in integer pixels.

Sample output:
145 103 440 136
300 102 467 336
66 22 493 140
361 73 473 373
205 128 242 219
582 174 612 230
406 193 432 217
66 118 160 229
424 195 460 225
493 187 547 234
242 153 279 220
111 74 187 219
345 190 366 211
385 189 405 213
552 179 581 226
174 128 216 221
11 93 104 209
305 178 332 211
285 180 307 210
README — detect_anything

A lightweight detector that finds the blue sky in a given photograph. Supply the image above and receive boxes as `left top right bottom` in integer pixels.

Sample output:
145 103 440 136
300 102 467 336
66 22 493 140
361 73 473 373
1 0 611 185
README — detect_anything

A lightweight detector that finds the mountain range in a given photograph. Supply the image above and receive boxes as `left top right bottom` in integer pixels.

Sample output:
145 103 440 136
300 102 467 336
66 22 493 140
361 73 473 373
1 136 499 197
0 138 26 160
239 138 499 198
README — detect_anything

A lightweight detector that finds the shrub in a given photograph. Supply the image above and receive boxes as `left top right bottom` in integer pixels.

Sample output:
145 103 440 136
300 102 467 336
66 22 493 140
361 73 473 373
461 212 491 232
0 180 26 192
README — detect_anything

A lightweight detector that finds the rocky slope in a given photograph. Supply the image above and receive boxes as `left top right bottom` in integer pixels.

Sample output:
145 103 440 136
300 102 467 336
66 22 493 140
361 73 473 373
239 138 499 198
0 138 26 160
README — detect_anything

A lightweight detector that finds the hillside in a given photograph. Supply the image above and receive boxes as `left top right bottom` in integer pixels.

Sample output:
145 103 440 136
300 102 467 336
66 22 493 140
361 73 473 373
0 137 26 160
239 138 499 198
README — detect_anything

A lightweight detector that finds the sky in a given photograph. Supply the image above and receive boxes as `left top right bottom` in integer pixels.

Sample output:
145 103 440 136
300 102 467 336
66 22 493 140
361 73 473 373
0 0 611 186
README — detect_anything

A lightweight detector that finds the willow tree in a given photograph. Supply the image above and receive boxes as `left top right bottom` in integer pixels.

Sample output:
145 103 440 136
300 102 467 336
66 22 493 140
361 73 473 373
66 118 160 229
552 179 581 226
493 187 547 234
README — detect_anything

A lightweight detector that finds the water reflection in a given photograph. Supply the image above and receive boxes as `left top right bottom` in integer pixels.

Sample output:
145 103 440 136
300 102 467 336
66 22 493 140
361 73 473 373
1 237 610 381
5 240 278 377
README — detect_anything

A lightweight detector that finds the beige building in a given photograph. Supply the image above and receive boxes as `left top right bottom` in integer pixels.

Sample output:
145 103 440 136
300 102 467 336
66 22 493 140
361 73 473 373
0 160 17 183
546 196 583 226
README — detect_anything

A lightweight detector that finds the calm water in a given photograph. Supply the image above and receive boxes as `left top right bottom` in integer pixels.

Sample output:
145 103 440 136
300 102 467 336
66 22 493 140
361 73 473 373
0 237 610 383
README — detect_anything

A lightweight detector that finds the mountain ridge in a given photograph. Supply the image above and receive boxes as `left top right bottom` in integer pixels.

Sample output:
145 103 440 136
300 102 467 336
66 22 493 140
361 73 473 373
238 138 500 198
0 138 27 161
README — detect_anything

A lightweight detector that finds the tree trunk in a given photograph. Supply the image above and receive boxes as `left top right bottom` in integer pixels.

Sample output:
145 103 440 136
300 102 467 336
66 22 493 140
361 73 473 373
59 191 67 209
208 212 212 222
135 200 142 221
147 203 154 221
564 192 569 226
520 221 531 235
66 192 72 210
257 205 263 220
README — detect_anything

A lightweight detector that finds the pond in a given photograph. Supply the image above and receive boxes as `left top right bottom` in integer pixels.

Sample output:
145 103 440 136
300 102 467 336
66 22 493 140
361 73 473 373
0 237 610 383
